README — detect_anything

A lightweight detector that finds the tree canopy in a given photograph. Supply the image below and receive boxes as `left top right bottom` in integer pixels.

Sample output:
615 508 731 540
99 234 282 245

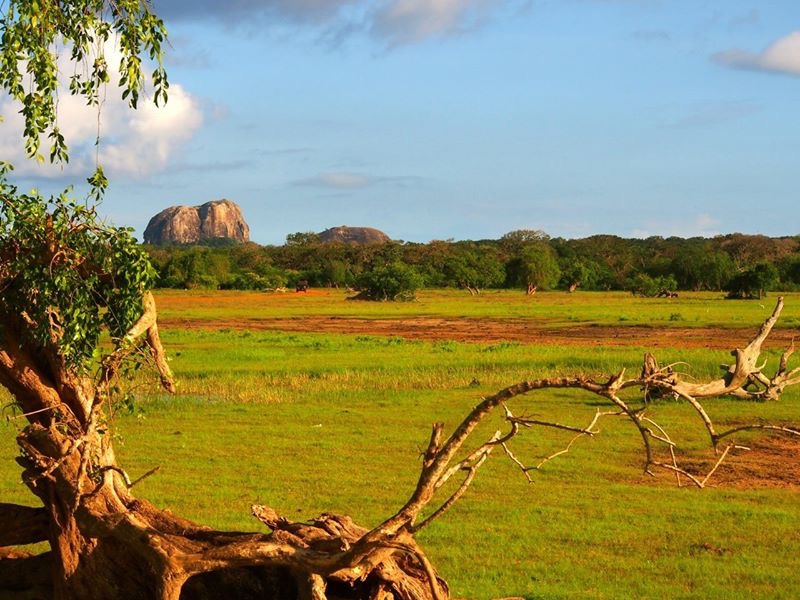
143 231 800 297
0 0 168 194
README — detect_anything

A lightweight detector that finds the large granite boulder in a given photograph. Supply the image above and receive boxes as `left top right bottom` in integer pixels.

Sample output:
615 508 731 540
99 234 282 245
144 200 250 245
318 226 390 245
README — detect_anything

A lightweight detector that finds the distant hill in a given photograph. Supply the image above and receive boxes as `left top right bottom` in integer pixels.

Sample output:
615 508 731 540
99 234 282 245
144 200 250 245
318 226 390 245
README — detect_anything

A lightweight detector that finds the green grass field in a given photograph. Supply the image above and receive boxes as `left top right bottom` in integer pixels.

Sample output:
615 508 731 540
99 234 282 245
153 288 800 329
1 291 798 599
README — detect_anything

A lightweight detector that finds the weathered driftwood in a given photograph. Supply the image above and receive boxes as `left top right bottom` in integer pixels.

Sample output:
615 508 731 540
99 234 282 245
1 293 798 599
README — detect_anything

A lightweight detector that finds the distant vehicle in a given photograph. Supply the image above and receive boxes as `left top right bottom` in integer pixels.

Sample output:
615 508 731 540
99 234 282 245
296 279 309 293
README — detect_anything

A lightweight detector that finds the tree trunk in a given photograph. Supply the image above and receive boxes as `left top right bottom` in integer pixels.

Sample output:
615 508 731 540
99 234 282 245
4 417 449 599
0 296 448 599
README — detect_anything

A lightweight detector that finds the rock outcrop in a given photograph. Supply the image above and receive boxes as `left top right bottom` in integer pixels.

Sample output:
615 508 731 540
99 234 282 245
318 226 390 245
144 200 250 245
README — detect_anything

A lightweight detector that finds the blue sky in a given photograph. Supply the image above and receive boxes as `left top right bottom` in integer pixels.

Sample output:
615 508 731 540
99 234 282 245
5 1 800 244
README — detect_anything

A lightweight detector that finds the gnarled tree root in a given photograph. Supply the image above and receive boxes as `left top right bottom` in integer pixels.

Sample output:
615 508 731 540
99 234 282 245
1 496 448 600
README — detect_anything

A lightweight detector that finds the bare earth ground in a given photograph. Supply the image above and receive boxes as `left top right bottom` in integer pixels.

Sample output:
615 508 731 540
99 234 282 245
686 437 800 490
160 314 800 351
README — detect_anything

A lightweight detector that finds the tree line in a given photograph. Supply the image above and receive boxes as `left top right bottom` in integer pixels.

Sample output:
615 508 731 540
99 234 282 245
144 229 800 299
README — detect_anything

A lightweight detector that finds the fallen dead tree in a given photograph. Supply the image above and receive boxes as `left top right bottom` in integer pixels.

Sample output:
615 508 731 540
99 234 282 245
1 201 799 599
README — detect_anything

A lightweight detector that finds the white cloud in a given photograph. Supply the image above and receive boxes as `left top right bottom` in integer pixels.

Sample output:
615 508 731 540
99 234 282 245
0 40 203 180
713 32 800 77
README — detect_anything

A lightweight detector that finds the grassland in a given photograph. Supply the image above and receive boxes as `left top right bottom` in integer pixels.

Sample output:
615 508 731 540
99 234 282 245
1 291 798 599
153 288 800 329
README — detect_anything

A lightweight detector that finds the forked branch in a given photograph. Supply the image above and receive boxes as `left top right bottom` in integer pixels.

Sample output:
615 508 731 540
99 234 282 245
97 291 175 396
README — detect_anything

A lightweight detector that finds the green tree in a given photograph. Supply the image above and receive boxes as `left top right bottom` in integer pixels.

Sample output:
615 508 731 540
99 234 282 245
446 248 504 294
498 228 549 257
726 262 779 300
779 254 800 290
564 235 638 289
559 258 603 292
670 244 734 291
508 242 561 293
718 234 777 270
0 0 168 192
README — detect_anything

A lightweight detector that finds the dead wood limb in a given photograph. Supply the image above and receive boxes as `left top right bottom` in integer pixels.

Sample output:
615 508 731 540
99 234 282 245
667 297 784 399
507 416 600 435
412 446 492 533
146 321 175 394
714 424 800 443
642 417 681 485
503 410 611 477
701 445 733 487
97 292 175 396
301 574 327 600
370 298 800 543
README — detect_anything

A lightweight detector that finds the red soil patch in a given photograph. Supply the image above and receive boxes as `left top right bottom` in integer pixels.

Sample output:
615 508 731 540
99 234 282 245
159 314 799 351
290 290 330 296
676 436 800 490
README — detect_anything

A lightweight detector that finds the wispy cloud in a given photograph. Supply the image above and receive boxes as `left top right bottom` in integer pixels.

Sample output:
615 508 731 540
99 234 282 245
155 0 362 27
713 32 800 77
156 0 524 47
670 101 760 129
171 160 254 173
632 213 721 239
631 29 670 43
728 9 759 30
259 147 315 157
293 171 426 189
295 172 372 189
370 0 503 47
165 35 212 69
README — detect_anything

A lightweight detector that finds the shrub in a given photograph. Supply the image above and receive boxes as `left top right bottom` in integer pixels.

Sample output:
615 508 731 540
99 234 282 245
354 261 423 301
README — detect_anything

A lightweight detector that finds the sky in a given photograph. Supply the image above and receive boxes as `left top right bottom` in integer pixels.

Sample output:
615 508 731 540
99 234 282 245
3 0 800 244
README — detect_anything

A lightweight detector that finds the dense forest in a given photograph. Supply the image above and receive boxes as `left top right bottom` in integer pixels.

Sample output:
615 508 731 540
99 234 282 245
144 230 800 299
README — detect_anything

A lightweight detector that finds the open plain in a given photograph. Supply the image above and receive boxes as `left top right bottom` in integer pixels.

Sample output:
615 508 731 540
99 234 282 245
2 290 799 599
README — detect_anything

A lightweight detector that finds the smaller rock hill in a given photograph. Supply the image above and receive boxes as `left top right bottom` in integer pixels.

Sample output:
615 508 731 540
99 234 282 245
318 226 391 245
144 200 250 245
